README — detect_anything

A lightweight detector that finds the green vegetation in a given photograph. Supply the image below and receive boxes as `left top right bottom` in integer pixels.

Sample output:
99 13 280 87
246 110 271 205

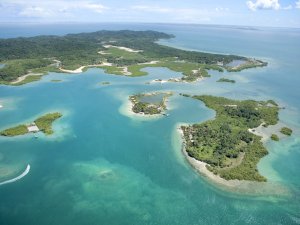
0 112 62 137
280 127 293 136
181 95 280 182
0 125 28 137
130 92 172 115
271 134 279 141
34 113 62 135
0 30 266 84
217 78 236 83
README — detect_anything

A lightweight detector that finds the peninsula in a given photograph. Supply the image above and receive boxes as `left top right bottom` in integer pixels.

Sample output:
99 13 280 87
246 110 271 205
0 30 267 85
0 112 62 136
180 95 292 182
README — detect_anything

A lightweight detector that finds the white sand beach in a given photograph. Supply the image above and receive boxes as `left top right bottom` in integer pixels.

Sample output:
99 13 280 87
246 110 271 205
59 66 86 74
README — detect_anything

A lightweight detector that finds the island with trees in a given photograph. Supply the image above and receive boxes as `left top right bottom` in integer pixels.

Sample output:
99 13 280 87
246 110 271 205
129 92 172 115
280 127 293 136
0 30 267 85
217 78 236 83
180 95 290 182
0 112 62 137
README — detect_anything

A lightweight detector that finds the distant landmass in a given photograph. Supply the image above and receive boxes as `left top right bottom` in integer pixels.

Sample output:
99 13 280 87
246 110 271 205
0 30 266 85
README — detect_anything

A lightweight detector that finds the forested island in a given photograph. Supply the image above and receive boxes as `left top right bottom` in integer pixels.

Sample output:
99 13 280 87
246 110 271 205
130 92 172 115
0 112 62 137
217 78 236 83
181 95 286 182
0 30 267 85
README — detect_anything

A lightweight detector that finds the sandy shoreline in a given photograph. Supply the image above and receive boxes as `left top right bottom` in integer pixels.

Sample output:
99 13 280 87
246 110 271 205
177 125 289 195
59 63 113 74
10 73 43 84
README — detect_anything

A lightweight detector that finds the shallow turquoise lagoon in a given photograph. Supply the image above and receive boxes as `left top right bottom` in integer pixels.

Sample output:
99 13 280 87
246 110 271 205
0 24 299 225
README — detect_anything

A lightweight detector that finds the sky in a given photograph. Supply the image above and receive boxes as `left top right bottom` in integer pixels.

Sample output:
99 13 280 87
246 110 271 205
0 0 300 28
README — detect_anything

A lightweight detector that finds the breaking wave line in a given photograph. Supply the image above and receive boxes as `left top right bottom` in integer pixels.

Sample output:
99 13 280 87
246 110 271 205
0 164 30 186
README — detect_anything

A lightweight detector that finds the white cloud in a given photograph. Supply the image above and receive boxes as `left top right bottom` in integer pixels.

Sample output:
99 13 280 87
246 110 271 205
1 0 108 18
131 5 171 13
130 5 218 23
19 6 52 17
246 0 280 11
296 0 300 8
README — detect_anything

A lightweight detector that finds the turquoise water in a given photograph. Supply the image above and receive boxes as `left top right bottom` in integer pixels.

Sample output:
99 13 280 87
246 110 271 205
0 24 300 225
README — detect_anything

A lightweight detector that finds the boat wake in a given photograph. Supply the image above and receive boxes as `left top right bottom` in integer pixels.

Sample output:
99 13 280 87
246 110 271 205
0 164 30 186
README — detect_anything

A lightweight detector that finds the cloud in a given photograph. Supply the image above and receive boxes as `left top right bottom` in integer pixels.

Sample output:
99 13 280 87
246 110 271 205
19 6 52 17
246 0 280 11
1 0 108 18
130 5 231 22
296 0 300 8
131 5 171 13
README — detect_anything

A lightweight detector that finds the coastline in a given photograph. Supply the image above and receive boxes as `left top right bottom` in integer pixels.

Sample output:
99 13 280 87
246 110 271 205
176 125 290 196
10 73 43 84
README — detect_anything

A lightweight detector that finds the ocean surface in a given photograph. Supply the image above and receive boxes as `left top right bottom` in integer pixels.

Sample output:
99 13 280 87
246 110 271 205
0 23 300 225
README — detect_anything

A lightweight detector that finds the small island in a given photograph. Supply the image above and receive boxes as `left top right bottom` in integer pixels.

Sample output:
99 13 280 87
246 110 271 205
181 95 282 182
217 78 236 83
100 81 110 85
0 30 267 85
280 127 293 136
271 134 279 141
130 92 172 115
0 112 62 137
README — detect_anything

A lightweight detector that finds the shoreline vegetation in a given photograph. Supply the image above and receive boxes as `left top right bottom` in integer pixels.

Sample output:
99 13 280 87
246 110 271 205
0 30 267 85
0 112 62 137
129 92 172 116
179 95 293 186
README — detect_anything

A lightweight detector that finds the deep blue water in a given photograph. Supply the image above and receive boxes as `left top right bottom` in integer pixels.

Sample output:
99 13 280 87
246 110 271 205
0 23 300 225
